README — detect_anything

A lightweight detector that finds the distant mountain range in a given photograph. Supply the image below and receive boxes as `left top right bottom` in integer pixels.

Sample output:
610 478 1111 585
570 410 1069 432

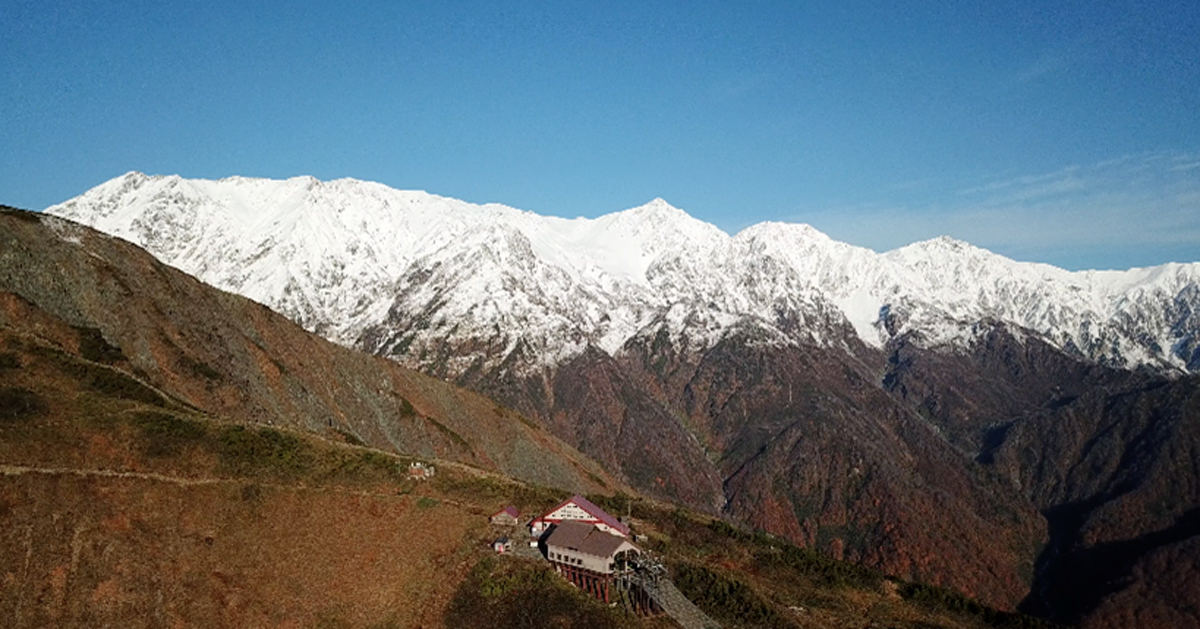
41 173 1200 627
48 172 1200 377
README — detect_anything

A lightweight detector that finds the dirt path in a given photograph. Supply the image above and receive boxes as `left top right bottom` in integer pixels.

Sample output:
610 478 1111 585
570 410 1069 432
0 463 232 487
0 463 487 515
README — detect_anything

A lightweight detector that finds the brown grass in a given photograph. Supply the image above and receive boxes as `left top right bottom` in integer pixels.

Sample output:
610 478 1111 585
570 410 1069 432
0 327 1046 629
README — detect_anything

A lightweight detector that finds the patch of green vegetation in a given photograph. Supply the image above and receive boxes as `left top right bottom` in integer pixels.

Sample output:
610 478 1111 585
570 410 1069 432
671 562 789 628
217 425 312 476
334 427 366 447
240 483 263 503
54 356 166 407
581 467 608 489
789 497 819 523
658 504 1050 627
434 473 508 503
398 397 416 416
433 473 561 517
0 206 43 222
130 410 207 457
0 351 20 370
445 556 633 629
425 416 471 451
416 496 440 509
74 326 126 364
179 354 222 381
898 581 1056 628
694 517 883 591
758 543 883 591
0 386 47 422
323 450 404 484
816 523 867 553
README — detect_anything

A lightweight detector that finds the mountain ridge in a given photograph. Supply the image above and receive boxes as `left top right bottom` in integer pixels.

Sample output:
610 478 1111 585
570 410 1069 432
46 172 1200 376
25 174 1200 625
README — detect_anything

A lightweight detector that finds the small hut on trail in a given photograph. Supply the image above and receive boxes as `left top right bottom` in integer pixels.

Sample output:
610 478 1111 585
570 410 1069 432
490 505 519 526
492 536 512 553
407 461 435 480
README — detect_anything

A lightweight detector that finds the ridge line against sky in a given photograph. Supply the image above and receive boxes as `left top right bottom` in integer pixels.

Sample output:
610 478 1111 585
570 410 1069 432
3 1 1198 270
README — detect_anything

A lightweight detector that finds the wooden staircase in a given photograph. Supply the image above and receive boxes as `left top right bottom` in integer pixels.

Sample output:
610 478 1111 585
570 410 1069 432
625 571 720 629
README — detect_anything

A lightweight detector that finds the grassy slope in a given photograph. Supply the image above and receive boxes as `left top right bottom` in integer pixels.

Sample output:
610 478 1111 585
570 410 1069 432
1 328 1052 628
0 328 600 627
588 494 1055 629
0 206 617 495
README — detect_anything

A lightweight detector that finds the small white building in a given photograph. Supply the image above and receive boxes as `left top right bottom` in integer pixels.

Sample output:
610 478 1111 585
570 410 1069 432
407 461 435 480
490 505 519 526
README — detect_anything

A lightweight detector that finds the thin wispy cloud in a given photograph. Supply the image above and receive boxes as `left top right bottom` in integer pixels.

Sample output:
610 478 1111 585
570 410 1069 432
1011 36 1097 86
798 151 1200 270
710 71 771 102
1015 50 1076 84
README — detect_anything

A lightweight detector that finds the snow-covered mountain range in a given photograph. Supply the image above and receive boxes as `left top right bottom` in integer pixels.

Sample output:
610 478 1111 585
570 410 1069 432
46 172 1200 375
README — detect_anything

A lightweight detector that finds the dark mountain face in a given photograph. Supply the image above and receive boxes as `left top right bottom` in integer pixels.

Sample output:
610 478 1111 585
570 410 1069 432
425 317 1198 623
883 325 1200 627
437 321 1044 609
682 334 1045 608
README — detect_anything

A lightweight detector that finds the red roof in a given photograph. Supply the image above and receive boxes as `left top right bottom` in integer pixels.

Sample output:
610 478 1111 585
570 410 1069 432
536 494 630 536
545 520 634 558
491 505 519 519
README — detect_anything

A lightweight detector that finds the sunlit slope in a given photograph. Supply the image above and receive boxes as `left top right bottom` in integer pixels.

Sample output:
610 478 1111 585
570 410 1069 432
0 327 1048 628
0 206 614 493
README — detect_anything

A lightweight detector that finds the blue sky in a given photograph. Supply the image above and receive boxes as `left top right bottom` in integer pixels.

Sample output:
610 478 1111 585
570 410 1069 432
3 1 1197 270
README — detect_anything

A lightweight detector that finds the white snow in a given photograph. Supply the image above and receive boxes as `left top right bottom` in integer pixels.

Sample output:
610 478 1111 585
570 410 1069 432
45 172 1200 376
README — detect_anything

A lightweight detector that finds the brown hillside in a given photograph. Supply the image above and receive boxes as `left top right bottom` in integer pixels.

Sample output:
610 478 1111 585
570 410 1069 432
0 325 1049 628
0 325 604 627
0 207 615 494
450 321 1045 610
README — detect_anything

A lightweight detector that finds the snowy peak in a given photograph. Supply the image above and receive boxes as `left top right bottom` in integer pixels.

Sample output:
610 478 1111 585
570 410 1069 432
901 234 975 252
45 172 1200 375
622 196 681 215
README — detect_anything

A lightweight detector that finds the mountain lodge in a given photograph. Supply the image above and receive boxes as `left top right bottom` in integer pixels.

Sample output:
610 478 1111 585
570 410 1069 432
529 494 630 537
544 520 640 604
